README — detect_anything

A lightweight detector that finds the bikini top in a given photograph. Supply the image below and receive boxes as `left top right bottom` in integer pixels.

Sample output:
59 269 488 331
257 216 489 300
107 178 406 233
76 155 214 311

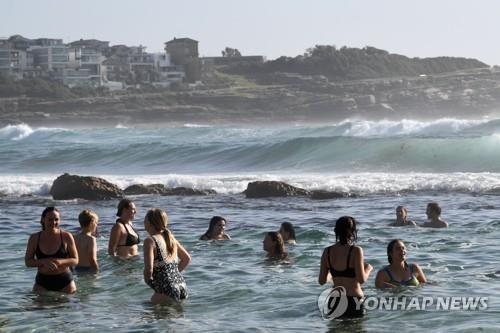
117 219 140 247
328 245 356 278
35 232 68 259
384 264 420 287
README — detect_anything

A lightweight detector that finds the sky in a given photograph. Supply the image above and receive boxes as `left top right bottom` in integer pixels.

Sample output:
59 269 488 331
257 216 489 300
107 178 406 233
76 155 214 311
2 0 500 65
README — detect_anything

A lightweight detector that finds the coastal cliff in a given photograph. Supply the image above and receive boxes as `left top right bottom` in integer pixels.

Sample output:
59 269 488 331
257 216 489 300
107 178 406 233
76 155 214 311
1 45 500 126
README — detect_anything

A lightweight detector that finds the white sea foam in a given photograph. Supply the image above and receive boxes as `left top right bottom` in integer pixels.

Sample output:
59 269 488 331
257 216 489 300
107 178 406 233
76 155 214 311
2 172 500 197
334 118 490 137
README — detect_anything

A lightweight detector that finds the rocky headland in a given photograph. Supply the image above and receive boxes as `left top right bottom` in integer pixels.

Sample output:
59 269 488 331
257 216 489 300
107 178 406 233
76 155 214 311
2 45 500 126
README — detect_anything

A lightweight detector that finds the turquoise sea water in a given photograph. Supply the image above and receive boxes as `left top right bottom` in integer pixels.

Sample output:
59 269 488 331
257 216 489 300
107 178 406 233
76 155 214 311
1 119 500 332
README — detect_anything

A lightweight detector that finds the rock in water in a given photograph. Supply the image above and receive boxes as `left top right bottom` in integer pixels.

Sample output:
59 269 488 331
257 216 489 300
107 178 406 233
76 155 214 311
50 173 123 200
124 184 167 195
244 181 310 198
162 187 217 196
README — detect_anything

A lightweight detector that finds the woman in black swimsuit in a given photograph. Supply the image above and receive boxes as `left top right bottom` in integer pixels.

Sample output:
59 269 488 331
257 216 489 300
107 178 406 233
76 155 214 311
108 199 140 258
25 207 78 293
318 216 373 318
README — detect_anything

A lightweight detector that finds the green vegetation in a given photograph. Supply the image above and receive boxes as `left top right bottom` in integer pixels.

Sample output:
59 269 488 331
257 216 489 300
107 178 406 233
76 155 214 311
223 45 488 80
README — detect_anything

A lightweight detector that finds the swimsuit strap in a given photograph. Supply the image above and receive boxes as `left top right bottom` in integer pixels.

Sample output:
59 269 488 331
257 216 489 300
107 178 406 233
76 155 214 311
345 246 354 270
384 266 396 283
151 234 167 263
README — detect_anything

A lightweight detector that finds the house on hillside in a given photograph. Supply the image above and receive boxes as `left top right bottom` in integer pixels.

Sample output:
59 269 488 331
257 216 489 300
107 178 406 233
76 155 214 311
165 37 201 83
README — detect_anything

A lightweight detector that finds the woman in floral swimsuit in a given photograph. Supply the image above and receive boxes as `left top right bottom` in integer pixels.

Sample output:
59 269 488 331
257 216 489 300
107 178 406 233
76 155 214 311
143 208 191 303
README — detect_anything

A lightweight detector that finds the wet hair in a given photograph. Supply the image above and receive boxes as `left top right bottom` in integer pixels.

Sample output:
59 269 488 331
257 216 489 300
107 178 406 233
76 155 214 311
334 216 357 245
116 198 133 217
40 206 60 230
427 202 441 216
396 206 407 215
202 216 226 239
267 231 286 257
145 208 176 256
78 209 98 228
280 222 296 241
387 239 408 268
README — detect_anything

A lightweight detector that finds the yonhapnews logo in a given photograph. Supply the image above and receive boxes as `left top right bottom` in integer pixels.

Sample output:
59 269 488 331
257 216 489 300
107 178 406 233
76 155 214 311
318 288 488 320
317 286 349 319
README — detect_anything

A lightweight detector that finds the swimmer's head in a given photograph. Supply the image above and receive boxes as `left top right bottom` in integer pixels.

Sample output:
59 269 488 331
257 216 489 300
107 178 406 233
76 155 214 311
78 209 98 229
263 231 285 256
334 216 357 245
40 206 60 231
279 222 296 241
387 239 407 264
426 202 441 218
206 216 226 237
116 199 136 219
396 206 408 220
144 208 168 232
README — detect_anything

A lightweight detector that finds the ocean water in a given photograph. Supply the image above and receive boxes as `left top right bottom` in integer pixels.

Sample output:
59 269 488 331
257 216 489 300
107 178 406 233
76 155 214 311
1 118 500 332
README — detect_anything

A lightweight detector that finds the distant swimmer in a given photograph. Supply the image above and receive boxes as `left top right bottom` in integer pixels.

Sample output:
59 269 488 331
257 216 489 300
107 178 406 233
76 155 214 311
318 216 372 318
375 239 427 289
108 199 140 257
199 216 231 240
25 207 78 293
391 206 417 226
422 202 448 228
279 222 297 245
263 231 287 259
74 209 99 273
143 208 191 303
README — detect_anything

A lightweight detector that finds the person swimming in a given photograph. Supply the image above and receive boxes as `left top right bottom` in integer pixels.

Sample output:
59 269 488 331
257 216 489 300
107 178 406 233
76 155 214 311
25 207 78 293
108 199 140 257
263 231 287 259
392 206 417 226
143 208 191 303
199 216 231 240
74 209 99 273
422 202 448 228
318 216 372 318
279 222 297 245
375 239 427 289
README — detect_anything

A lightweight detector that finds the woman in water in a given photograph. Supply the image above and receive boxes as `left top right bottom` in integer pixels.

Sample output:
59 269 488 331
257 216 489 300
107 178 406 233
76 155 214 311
143 208 191 303
375 239 427 289
279 222 297 244
108 199 140 257
263 231 287 259
318 216 373 318
199 216 231 240
392 206 416 226
25 207 78 293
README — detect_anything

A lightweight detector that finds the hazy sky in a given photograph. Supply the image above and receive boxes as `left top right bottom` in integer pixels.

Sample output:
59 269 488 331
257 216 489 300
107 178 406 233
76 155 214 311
2 0 499 65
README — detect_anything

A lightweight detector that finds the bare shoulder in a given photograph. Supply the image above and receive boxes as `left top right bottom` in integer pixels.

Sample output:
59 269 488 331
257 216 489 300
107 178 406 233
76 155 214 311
61 230 75 241
352 245 364 255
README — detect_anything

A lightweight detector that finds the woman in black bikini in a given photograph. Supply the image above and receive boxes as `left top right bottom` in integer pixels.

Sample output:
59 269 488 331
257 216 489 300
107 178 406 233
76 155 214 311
318 216 373 318
108 199 140 258
25 207 78 293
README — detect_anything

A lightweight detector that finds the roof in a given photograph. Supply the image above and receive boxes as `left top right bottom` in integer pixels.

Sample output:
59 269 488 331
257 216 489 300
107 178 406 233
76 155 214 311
165 37 198 45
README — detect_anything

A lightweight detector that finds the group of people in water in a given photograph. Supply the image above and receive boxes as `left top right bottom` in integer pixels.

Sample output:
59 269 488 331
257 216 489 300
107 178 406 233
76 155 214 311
24 199 446 311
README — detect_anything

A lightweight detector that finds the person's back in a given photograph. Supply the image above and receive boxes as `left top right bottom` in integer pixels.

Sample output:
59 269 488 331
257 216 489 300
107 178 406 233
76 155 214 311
75 210 99 272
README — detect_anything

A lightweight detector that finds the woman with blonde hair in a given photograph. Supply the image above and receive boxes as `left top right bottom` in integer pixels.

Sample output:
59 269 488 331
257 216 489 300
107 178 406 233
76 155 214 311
143 208 191 303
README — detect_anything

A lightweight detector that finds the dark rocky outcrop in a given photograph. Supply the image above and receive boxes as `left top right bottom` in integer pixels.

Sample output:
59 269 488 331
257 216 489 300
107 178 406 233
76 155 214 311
162 187 217 196
310 190 355 200
50 173 123 200
123 184 216 196
124 184 167 195
244 181 310 198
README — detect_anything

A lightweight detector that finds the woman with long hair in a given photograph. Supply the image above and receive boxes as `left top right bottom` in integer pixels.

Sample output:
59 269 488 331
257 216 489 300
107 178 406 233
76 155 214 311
143 208 191 303
318 216 373 318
